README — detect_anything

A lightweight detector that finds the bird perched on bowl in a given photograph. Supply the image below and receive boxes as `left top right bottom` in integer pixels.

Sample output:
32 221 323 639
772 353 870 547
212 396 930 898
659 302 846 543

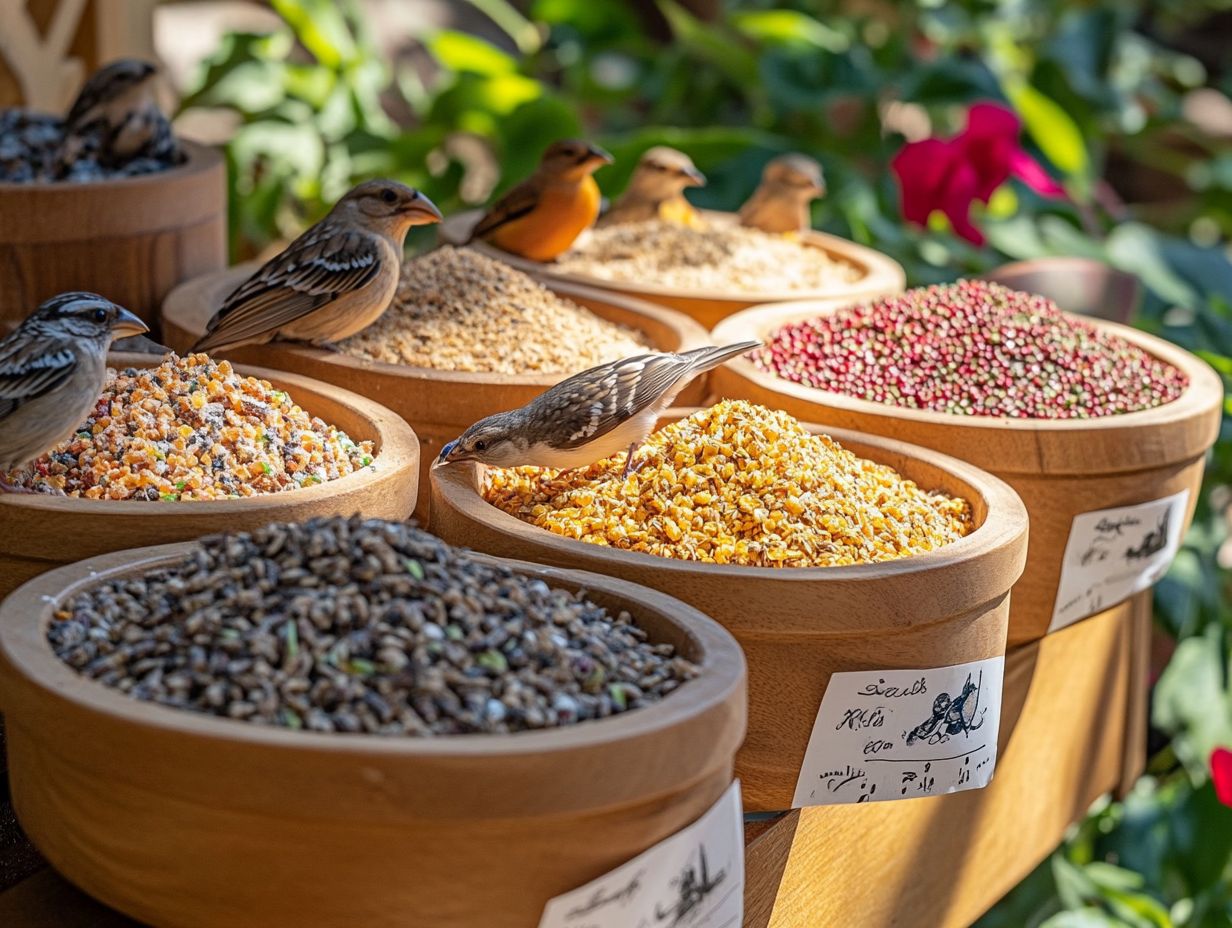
0 293 148 492
193 180 442 355
467 139 612 262
438 340 761 476
55 58 180 177
598 146 706 228
738 153 825 235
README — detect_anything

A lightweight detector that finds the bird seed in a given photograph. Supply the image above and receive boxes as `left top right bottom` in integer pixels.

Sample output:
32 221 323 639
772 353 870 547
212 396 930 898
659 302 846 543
0 108 184 183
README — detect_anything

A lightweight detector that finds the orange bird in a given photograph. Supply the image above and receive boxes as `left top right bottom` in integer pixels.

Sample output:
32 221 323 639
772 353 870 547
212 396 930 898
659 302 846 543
468 139 612 262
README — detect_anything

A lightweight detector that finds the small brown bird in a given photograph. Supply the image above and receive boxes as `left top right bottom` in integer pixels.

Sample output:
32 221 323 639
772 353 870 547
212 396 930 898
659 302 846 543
193 180 442 355
0 292 148 492
438 341 761 475
468 139 612 262
738 153 825 235
598 146 706 228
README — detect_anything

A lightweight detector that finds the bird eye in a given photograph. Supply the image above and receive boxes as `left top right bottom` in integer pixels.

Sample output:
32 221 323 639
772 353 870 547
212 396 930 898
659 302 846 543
473 440 488 452
380 189 398 204
92 308 108 323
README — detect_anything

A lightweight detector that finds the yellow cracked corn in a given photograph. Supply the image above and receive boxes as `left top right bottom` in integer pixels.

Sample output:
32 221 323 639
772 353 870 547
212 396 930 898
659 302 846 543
5 353 375 500
483 401 972 567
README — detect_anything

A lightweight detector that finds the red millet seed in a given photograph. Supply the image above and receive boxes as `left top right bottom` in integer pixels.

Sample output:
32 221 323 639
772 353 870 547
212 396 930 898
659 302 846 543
752 280 1187 419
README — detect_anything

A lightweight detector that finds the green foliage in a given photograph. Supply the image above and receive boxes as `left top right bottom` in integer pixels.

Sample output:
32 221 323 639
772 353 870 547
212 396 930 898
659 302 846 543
180 2 1232 921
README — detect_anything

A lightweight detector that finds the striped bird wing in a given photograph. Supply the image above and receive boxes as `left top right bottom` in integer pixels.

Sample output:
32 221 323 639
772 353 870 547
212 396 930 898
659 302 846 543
0 338 76 422
468 179 542 242
199 226 382 348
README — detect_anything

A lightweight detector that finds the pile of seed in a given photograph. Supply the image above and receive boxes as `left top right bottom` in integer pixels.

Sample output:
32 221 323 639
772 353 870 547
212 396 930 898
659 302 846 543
5 353 373 499
339 247 649 373
484 400 972 567
553 218 861 293
0 108 184 183
753 280 1188 418
49 517 697 735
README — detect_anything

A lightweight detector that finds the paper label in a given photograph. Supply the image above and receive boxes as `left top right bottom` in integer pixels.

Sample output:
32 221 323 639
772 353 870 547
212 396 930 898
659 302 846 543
1049 490 1190 633
791 656 1004 807
537 781 744 928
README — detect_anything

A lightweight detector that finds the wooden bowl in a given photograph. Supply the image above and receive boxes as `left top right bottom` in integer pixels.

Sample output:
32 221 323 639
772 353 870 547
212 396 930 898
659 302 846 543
161 262 712 524
0 352 421 600
0 142 226 335
430 412 1028 811
710 300 1223 645
0 544 746 928
439 209 906 330
981 257 1142 324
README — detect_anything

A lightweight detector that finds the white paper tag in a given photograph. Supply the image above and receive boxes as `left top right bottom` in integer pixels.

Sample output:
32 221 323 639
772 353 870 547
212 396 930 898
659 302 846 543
537 781 744 928
1049 489 1190 633
791 656 1004 807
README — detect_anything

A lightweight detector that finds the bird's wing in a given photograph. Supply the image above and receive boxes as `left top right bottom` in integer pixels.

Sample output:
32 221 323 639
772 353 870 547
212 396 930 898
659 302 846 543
197 225 382 350
467 179 542 241
0 336 77 422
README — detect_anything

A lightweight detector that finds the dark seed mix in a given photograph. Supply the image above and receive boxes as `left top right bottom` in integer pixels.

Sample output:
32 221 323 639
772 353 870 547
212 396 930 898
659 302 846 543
0 108 184 183
753 280 1187 419
49 516 698 736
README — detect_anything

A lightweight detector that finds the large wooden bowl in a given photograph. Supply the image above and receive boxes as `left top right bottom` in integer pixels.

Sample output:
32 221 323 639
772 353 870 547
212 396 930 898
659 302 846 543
0 352 420 600
161 262 711 524
0 544 746 928
710 300 1223 645
0 142 226 335
431 412 1028 811
439 209 906 330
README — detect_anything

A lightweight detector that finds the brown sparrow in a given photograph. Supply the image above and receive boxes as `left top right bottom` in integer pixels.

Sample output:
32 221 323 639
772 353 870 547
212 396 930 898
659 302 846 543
598 146 705 228
738 153 825 234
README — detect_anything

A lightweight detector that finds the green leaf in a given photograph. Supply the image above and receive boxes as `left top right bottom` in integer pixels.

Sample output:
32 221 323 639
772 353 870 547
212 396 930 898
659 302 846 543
1153 626 1232 779
729 10 849 53
426 30 517 76
270 0 356 67
1005 80 1090 178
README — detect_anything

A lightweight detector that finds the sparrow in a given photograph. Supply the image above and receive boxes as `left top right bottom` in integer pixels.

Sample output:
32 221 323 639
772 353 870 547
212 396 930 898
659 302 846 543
193 180 442 355
467 139 613 262
0 293 148 492
438 341 761 475
598 146 706 228
55 59 180 175
738 153 825 235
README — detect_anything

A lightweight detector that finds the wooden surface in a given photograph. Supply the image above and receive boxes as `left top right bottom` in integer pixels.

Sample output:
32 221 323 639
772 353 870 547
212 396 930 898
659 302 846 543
711 301 1223 644
161 261 713 524
742 593 1145 928
430 411 1029 810
0 352 422 600
439 209 907 329
0 142 226 334
0 546 746 928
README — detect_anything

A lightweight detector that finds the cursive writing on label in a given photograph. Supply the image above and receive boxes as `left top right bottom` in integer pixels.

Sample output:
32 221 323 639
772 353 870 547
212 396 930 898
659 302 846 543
856 677 927 698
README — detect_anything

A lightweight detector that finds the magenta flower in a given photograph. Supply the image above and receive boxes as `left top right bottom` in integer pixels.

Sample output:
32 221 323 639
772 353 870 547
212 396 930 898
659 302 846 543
1214 747 1232 808
891 102 1066 246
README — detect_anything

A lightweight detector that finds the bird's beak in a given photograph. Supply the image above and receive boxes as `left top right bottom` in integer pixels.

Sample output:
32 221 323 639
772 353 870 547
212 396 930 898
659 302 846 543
681 165 706 187
403 192 444 226
111 307 149 339
436 439 473 466
810 181 826 197
585 144 614 167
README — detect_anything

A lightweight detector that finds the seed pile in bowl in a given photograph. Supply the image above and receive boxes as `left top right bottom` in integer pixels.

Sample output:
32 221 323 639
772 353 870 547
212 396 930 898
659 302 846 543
0 108 184 183
49 516 698 735
4 353 373 499
339 246 649 373
753 280 1188 418
484 400 972 567
552 218 861 293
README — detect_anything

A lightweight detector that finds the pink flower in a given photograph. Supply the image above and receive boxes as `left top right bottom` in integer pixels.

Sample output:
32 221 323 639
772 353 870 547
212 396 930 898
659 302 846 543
1213 747 1232 808
890 102 1066 246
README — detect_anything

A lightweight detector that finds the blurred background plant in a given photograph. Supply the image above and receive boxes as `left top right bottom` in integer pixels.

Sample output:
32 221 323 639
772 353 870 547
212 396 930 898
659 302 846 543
170 0 1232 923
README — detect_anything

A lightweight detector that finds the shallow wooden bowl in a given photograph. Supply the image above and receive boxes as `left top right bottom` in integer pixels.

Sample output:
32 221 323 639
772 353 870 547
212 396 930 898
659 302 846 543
0 544 746 928
439 209 907 330
161 261 711 524
981 256 1141 323
0 142 226 334
0 352 421 600
431 412 1028 811
710 300 1223 645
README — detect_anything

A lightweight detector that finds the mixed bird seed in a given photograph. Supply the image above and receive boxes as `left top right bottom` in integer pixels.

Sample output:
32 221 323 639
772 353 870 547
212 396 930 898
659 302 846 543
0 108 183 183
554 218 861 293
339 247 649 373
49 517 698 735
485 400 972 567
753 280 1188 418
4 353 373 498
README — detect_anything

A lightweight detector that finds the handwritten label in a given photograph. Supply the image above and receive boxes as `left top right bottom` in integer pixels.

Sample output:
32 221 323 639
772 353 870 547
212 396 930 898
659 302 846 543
1049 490 1189 632
537 781 743 928
791 657 1004 807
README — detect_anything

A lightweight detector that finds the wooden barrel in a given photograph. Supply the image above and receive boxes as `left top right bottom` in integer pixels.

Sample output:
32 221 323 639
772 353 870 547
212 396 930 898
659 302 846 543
0 352 421 600
161 263 712 525
430 413 1028 811
0 545 746 928
710 301 1223 645
439 209 906 330
0 141 226 334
